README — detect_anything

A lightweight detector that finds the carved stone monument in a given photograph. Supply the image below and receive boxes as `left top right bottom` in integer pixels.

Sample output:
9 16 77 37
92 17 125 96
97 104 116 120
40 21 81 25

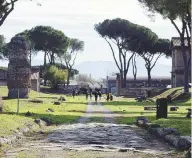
7 36 31 98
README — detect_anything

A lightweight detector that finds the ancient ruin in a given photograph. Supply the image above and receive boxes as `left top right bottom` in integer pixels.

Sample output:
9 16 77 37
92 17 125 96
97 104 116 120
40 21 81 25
7 36 31 98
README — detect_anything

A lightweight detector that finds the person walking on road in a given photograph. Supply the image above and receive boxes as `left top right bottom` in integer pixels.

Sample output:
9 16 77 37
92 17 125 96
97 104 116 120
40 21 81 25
72 89 75 98
89 88 92 100
98 91 102 100
94 91 98 103
85 90 89 100
106 93 110 102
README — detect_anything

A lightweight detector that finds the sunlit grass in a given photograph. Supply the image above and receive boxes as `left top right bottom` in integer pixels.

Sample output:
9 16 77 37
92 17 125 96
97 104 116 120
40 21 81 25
102 97 191 135
0 86 87 136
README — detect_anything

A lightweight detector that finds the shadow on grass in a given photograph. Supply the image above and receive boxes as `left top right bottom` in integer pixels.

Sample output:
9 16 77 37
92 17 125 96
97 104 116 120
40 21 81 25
3 112 82 125
37 97 58 99
170 101 191 106
2 96 28 100
64 102 87 105
67 110 156 114
102 101 154 106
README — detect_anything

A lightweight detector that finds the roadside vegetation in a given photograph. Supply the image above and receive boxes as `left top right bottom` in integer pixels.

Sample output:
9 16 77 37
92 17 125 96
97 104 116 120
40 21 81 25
0 86 87 137
102 89 191 136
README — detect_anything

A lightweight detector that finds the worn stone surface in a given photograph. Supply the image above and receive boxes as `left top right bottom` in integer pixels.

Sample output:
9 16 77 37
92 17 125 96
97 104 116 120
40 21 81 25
4 102 180 158
136 116 149 124
162 128 180 136
54 101 60 105
137 117 189 151
177 136 191 150
155 128 180 138
164 134 180 147
58 96 66 101
34 119 45 127
7 36 31 98
186 147 191 158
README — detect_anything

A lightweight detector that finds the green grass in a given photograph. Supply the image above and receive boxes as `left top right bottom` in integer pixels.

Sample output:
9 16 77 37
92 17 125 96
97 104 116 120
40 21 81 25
89 117 105 123
153 118 191 136
152 87 191 106
0 114 36 136
102 98 191 135
153 87 191 102
0 86 87 137
153 87 184 99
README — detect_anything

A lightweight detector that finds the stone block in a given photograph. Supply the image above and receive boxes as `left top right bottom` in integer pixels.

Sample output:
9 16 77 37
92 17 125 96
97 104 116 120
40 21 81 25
177 136 191 150
54 101 61 105
136 116 149 125
164 134 180 147
7 36 31 99
162 128 180 136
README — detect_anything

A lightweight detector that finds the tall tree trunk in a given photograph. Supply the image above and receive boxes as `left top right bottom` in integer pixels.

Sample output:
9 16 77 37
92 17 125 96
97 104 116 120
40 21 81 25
29 50 32 68
120 71 124 88
132 54 137 80
50 52 54 65
147 68 151 87
66 67 71 89
181 21 189 93
171 19 189 93
123 71 127 88
122 57 127 88
43 52 47 86
181 36 189 93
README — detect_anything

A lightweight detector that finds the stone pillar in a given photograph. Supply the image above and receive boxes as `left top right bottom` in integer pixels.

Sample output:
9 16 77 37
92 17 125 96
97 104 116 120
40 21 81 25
7 36 31 98
116 73 121 97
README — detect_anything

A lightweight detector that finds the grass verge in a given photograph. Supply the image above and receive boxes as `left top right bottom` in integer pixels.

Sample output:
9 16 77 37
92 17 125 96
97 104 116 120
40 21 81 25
0 86 87 137
102 98 191 135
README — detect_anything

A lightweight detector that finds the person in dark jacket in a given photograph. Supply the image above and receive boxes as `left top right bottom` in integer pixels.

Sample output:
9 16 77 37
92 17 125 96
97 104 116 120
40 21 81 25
89 88 92 100
85 89 88 100
72 89 75 98
94 91 98 103
110 94 113 101
98 91 102 100
106 93 110 102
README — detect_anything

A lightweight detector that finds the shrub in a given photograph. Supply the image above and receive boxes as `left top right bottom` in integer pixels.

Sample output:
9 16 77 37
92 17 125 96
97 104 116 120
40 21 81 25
44 65 68 89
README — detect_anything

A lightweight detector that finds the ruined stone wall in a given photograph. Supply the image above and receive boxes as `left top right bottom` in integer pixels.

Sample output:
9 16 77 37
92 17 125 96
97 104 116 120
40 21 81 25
7 36 31 98
120 88 163 97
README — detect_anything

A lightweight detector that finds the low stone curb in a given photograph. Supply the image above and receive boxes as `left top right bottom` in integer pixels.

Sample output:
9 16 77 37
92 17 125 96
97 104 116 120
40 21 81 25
136 116 191 152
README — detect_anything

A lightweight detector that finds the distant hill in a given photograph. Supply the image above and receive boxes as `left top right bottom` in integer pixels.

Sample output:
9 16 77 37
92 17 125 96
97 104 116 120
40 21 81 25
74 59 171 79
0 58 171 80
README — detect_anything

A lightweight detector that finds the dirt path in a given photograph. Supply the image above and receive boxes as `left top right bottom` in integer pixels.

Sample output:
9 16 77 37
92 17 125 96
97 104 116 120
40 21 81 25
4 101 184 158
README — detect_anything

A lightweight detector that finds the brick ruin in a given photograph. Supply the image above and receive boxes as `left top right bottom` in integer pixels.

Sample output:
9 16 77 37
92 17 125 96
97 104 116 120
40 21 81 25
7 36 31 98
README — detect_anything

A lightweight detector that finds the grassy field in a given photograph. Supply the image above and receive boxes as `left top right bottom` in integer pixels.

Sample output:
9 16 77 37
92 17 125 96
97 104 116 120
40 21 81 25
153 87 184 99
102 97 191 136
0 86 87 137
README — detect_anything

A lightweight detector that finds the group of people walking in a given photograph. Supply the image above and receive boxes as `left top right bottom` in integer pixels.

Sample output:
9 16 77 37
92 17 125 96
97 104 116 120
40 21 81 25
72 88 102 102
72 88 114 102
85 88 102 102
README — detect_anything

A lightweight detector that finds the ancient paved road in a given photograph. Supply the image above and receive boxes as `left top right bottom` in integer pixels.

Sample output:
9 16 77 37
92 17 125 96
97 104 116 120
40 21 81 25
5 101 183 158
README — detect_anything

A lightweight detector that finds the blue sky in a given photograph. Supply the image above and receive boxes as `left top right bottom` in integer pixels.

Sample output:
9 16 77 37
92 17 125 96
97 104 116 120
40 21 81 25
0 0 180 67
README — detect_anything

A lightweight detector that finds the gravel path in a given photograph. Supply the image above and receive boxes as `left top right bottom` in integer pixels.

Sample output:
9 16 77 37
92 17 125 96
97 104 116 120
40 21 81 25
4 101 183 158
